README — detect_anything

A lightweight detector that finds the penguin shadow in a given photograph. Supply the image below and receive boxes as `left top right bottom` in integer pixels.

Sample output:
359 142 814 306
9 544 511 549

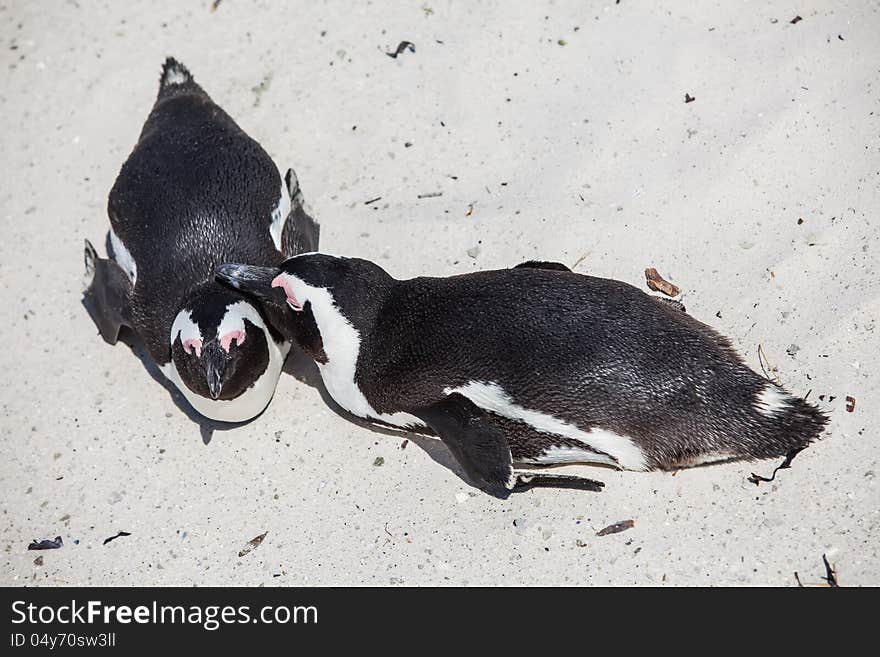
81 294 461 475
81 300 251 445
77 232 262 442
282 357 465 482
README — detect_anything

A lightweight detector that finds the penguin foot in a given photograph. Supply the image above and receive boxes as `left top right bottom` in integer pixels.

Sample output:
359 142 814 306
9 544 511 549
511 471 605 493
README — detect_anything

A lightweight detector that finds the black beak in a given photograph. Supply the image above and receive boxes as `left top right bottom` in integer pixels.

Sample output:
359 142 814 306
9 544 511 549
207 365 222 400
215 264 282 304
203 342 226 400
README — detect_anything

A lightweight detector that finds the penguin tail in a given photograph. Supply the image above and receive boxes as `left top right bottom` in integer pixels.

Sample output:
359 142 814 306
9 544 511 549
751 383 830 457
159 57 195 92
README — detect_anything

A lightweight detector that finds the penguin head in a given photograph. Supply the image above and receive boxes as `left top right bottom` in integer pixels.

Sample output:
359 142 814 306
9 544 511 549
215 254 390 360
169 286 275 403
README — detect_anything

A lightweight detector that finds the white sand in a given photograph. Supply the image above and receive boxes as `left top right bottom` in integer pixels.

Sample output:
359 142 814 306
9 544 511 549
1 1 877 586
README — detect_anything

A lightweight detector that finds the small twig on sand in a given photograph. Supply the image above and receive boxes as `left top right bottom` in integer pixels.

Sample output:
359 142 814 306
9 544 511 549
757 344 781 384
794 555 841 587
822 554 839 587
571 252 589 271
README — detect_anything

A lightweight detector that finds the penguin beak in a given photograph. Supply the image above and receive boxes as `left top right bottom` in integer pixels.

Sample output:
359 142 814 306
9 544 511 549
215 264 282 304
207 364 222 400
203 342 226 400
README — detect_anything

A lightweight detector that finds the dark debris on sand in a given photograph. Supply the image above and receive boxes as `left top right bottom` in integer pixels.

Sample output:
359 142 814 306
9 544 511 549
386 41 415 59
103 531 132 545
748 446 805 485
28 536 63 550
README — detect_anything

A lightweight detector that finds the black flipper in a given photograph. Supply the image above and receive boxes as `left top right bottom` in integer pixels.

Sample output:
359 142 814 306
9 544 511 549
513 260 571 272
281 168 320 256
412 393 513 497
411 393 605 497
83 239 133 345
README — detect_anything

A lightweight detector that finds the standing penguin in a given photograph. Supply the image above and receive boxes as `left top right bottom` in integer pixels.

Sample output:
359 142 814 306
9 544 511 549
216 255 828 496
83 58 319 422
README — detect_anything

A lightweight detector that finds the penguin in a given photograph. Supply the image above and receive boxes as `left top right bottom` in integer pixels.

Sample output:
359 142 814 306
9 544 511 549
83 57 319 422
215 254 829 497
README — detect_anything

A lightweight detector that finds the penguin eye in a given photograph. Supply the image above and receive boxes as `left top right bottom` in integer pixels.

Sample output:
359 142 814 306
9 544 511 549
220 329 246 352
182 338 203 358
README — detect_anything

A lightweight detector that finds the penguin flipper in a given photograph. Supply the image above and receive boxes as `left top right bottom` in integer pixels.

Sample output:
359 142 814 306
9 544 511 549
83 239 133 345
281 168 320 256
411 394 605 496
411 393 514 498
513 260 571 272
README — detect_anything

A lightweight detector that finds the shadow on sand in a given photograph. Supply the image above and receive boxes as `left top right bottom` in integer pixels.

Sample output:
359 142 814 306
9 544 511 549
81 293 465 482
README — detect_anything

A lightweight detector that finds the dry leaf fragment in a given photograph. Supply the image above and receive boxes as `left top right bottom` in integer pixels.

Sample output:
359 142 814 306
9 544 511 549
645 268 681 297
596 519 635 536
238 531 268 557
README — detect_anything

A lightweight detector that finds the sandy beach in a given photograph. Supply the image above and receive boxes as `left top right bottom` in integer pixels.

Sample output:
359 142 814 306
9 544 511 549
1 0 877 586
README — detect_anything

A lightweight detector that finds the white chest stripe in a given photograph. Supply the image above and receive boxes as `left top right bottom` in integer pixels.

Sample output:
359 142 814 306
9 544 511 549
170 310 202 346
443 380 649 471
217 301 265 341
269 175 290 252
296 280 425 429
109 229 137 285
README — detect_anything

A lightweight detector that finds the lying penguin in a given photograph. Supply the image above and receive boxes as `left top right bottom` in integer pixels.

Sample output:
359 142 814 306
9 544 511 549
83 58 319 422
215 255 828 496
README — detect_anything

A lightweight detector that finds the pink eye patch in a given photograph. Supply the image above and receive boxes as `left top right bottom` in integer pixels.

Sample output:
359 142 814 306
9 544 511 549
271 275 303 310
182 338 202 358
220 329 246 352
